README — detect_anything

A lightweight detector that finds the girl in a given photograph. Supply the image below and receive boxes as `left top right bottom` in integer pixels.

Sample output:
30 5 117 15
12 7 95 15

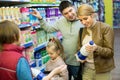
0 20 33 80
43 37 68 80
77 4 115 80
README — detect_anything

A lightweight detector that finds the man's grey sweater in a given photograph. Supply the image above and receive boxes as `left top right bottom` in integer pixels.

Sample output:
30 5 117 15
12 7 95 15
39 17 84 66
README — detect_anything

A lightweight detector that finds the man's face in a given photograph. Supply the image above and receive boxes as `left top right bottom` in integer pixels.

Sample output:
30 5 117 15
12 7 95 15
62 6 77 21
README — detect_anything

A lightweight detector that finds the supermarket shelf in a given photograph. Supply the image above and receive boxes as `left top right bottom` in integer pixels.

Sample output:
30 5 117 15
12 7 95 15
18 23 32 29
31 64 46 72
34 42 47 52
23 41 34 49
30 60 36 67
113 26 120 28
30 1 60 4
0 0 30 2
16 3 59 7
30 60 46 71
0 0 30 7
113 0 120 3
36 65 46 72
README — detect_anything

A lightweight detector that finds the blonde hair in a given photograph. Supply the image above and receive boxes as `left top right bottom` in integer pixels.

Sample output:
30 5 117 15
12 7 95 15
77 4 95 16
47 37 65 59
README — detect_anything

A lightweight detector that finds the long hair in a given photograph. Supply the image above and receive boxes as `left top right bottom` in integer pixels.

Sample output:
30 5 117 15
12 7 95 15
77 4 97 19
47 37 65 60
77 4 95 16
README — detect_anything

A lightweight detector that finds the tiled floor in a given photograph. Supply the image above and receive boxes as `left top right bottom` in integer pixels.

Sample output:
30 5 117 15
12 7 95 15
111 28 120 80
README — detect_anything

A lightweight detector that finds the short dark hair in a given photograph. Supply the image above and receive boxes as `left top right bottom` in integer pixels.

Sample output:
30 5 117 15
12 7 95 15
59 1 73 13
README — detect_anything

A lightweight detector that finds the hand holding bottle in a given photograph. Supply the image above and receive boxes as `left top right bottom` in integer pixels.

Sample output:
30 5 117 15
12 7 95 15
85 43 97 54
75 41 97 62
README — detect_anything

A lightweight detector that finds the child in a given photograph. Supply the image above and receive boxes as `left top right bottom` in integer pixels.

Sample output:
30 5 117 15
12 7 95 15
0 20 33 80
43 37 68 80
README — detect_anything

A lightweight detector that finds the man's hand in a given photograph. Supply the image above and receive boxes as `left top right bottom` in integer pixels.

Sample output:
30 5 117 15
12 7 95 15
30 9 42 19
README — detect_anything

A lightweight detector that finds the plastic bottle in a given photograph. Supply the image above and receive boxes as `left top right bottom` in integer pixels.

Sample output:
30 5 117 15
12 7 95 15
20 7 30 24
34 52 42 67
77 41 94 60
36 71 45 80
31 68 45 80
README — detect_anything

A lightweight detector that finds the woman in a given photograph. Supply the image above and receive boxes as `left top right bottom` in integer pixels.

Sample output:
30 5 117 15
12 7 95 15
0 20 33 80
77 4 115 80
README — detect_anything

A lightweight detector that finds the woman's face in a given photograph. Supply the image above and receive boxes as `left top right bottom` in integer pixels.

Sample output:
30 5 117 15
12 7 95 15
46 46 59 60
78 15 94 28
14 29 21 46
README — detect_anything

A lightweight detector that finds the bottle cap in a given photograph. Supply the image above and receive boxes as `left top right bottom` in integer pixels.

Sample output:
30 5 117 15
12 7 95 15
89 41 94 45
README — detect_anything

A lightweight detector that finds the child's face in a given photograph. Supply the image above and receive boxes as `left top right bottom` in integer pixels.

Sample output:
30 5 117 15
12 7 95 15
46 45 59 60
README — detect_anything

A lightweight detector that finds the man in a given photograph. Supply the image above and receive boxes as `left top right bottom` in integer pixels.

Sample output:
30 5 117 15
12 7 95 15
31 1 84 80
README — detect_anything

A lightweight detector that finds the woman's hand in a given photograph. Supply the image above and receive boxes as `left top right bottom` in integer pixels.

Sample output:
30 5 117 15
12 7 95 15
85 44 97 53
75 54 86 63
